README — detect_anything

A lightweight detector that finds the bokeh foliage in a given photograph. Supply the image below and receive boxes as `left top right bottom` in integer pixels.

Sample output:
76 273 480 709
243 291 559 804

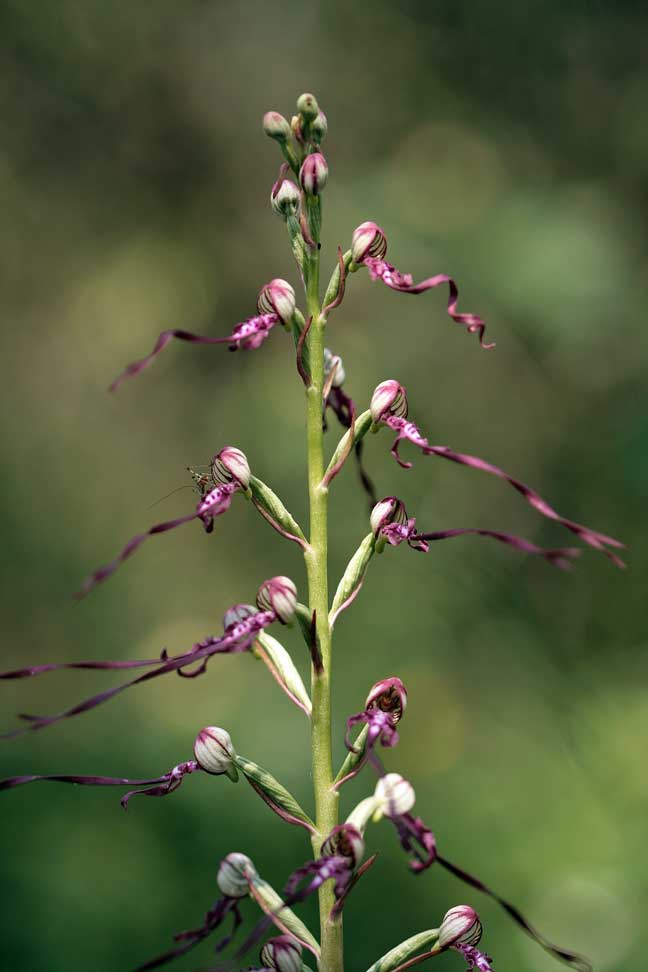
1 1 646 970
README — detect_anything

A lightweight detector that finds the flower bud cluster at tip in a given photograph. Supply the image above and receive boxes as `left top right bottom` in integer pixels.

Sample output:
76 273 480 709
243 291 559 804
438 906 483 950
370 379 409 424
257 278 296 325
365 676 408 724
351 220 388 265
193 726 238 779
299 152 328 196
321 823 365 868
211 446 251 491
370 497 408 536
256 575 298 624
217 851 257 898
373 773 416 819
260 935 303 972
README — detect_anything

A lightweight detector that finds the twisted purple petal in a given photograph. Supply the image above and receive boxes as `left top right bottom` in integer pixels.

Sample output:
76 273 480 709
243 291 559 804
335 711 398 789
417 527 580 569
383 415 625 566
362 257 494 349
392 812 437 873
454 944 495 972
437 855 591 972
135 897 242 971
109 316 279 392
1 612 275 738
76 484 238 597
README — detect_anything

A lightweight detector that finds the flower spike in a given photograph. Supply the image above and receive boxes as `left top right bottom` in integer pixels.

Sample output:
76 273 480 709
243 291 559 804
371 382 625 566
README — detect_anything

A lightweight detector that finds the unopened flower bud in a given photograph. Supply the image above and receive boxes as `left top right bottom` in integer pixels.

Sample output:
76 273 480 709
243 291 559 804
351 221 388 264
211 446 251 490
374 773 415 819
256 575 298 624
370 497 408 537
321 824 365 868
260 936 303 972
263 111 292 143
222 603 257 632
299 152 328 196
217 852 257 898
370 379 408 423
257 278 296 325
194 726 238 781
365 676 408 725
296 92 319 121
438 906 483 949
311 110 328 145
324 348 345 387
271 179 301 218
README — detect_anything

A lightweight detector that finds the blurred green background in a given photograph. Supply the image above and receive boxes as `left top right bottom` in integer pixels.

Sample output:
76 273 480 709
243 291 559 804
1 1 646 970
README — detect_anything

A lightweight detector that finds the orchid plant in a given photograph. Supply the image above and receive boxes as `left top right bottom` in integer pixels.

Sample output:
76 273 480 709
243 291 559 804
1 93 624 972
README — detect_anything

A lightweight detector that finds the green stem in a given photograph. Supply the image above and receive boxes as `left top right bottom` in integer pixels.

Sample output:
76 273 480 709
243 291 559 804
303 226 343 971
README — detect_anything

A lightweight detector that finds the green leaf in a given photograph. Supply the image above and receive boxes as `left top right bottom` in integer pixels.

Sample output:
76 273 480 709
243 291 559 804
365 930 440 972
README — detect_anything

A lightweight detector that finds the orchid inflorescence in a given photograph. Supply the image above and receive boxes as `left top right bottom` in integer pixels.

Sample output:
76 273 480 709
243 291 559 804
1 92 621 972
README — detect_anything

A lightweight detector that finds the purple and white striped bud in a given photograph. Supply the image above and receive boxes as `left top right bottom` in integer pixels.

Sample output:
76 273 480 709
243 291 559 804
271 179 301 218
299 153 328 196
374 773 416 819
438 906 483 949
351 221 388 264
370 497 408 537
296 92 320 122
256 575 298 624
370 379 409 423
263 111 292 143
260 936 303 972
211 446 251 491
324 348 345 388
222 603 257 632
217 852 257 898
365 676 408 726
321 823 365 868
311 110 328 145
193 726 238 781
257 278 296 325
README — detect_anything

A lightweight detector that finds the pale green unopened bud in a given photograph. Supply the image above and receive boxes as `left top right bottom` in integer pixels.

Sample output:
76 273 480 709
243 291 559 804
263 111 292 143
296 92 319 121
438 906 483 949
271 179 301 218
260 936 303 972
311 110 328 145
217 852 257 898
373 773 415 819
211 446 251 490
194 726 239 781
256 576 298 624
324 348 345 388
